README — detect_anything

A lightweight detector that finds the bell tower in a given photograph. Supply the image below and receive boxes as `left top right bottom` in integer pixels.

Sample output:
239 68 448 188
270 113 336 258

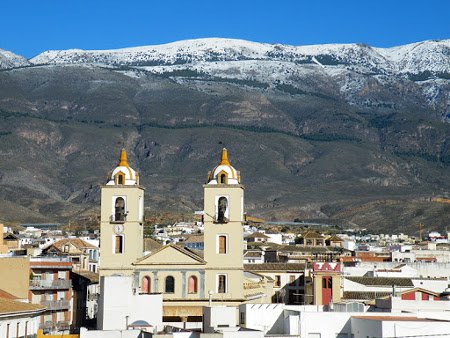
203 148 244 300
99 149 144 277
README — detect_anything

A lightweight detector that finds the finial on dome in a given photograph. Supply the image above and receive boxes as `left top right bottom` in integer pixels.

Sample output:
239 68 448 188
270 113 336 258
219 148 230 166
118 149 129 167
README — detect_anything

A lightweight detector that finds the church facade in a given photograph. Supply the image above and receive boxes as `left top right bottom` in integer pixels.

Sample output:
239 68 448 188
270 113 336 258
99 149 273 321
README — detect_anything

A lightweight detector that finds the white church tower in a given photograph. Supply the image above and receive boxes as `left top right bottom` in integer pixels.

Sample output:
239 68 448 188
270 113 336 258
99 149 144 277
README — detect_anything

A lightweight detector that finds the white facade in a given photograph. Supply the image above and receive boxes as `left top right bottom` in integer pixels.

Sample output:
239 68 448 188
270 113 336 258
97 275 163 331
0 311 42 338
351 316 450 338
240 303 450 337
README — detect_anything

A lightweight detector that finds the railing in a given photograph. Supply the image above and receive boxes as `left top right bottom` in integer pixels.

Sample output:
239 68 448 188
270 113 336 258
30 279 72 290
40 299 70 310
110 213 126 223
39 320 71 332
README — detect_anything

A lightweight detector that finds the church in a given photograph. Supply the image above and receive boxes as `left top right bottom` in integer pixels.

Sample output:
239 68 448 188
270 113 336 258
99 148 273 322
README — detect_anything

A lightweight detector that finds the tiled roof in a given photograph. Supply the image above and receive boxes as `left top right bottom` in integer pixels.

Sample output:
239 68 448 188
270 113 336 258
0 298 45 315
52 238 96 251
244 263 305 272
144 237 163 252
183 234 204 244
345 276 413 287
343 291 391 300
327 235 344 242
301 230 325 239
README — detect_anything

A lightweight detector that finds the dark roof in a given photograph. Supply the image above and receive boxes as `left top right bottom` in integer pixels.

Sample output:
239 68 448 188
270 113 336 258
343 291 391 300
244 263 305 272
3 233 19 240
72 271 99 283
346 276 414 287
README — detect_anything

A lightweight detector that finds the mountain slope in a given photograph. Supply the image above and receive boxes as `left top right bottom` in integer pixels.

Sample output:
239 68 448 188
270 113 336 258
0 38 449 233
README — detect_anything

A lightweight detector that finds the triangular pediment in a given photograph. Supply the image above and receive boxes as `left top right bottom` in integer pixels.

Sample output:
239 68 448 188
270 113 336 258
134 245 205 266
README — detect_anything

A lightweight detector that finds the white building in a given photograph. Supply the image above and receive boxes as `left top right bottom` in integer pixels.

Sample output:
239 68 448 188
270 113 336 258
0 298 46 338
97 275 163 331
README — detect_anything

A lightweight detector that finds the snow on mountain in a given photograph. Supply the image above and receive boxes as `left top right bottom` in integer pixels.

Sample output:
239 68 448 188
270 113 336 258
0 49 30 69
29 38 450 76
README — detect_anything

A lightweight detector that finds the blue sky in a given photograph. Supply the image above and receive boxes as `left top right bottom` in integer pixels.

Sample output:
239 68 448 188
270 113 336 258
2 0 449 58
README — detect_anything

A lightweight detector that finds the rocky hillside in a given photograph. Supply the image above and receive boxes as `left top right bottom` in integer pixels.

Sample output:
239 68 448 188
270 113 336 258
0 38 449 234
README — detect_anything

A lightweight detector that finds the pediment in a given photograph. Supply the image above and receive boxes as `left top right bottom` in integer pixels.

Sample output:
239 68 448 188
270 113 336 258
134 245 205 265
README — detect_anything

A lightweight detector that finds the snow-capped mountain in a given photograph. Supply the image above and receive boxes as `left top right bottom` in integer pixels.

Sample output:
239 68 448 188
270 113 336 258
30 38 450 75
0 49 30 69
27 38 450 120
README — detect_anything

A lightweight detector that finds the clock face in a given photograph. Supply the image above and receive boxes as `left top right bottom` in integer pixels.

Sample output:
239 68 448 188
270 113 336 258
114 224 124 234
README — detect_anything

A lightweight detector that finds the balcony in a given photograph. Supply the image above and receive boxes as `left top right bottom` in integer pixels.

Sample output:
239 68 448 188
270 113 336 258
30 279 72 290
40 321 70 332
41 299 70 310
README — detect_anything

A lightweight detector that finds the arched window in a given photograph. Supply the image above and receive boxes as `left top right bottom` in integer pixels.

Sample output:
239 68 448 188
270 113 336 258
188 276 198 294
217 197 228 223
218 235 227 254
165 276 175 293
142 276 151 294
115 197 125 221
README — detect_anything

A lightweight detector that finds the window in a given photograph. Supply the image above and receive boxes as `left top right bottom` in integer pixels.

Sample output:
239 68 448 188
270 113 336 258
188 276 198 293
275 275 281 287
115 197 125 221
217 197 228 223
290 275 296 284
142 276 151 294
118 174 124 185
115 235 124 254
218 235 227 254
165 276 175 293
218 274 227 293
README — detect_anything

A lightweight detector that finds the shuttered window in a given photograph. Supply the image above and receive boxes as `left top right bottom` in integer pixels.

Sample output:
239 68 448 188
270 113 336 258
219 235 227 254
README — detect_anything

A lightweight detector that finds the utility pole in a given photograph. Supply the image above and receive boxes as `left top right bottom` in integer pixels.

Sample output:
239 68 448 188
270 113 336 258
419 223 423 242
